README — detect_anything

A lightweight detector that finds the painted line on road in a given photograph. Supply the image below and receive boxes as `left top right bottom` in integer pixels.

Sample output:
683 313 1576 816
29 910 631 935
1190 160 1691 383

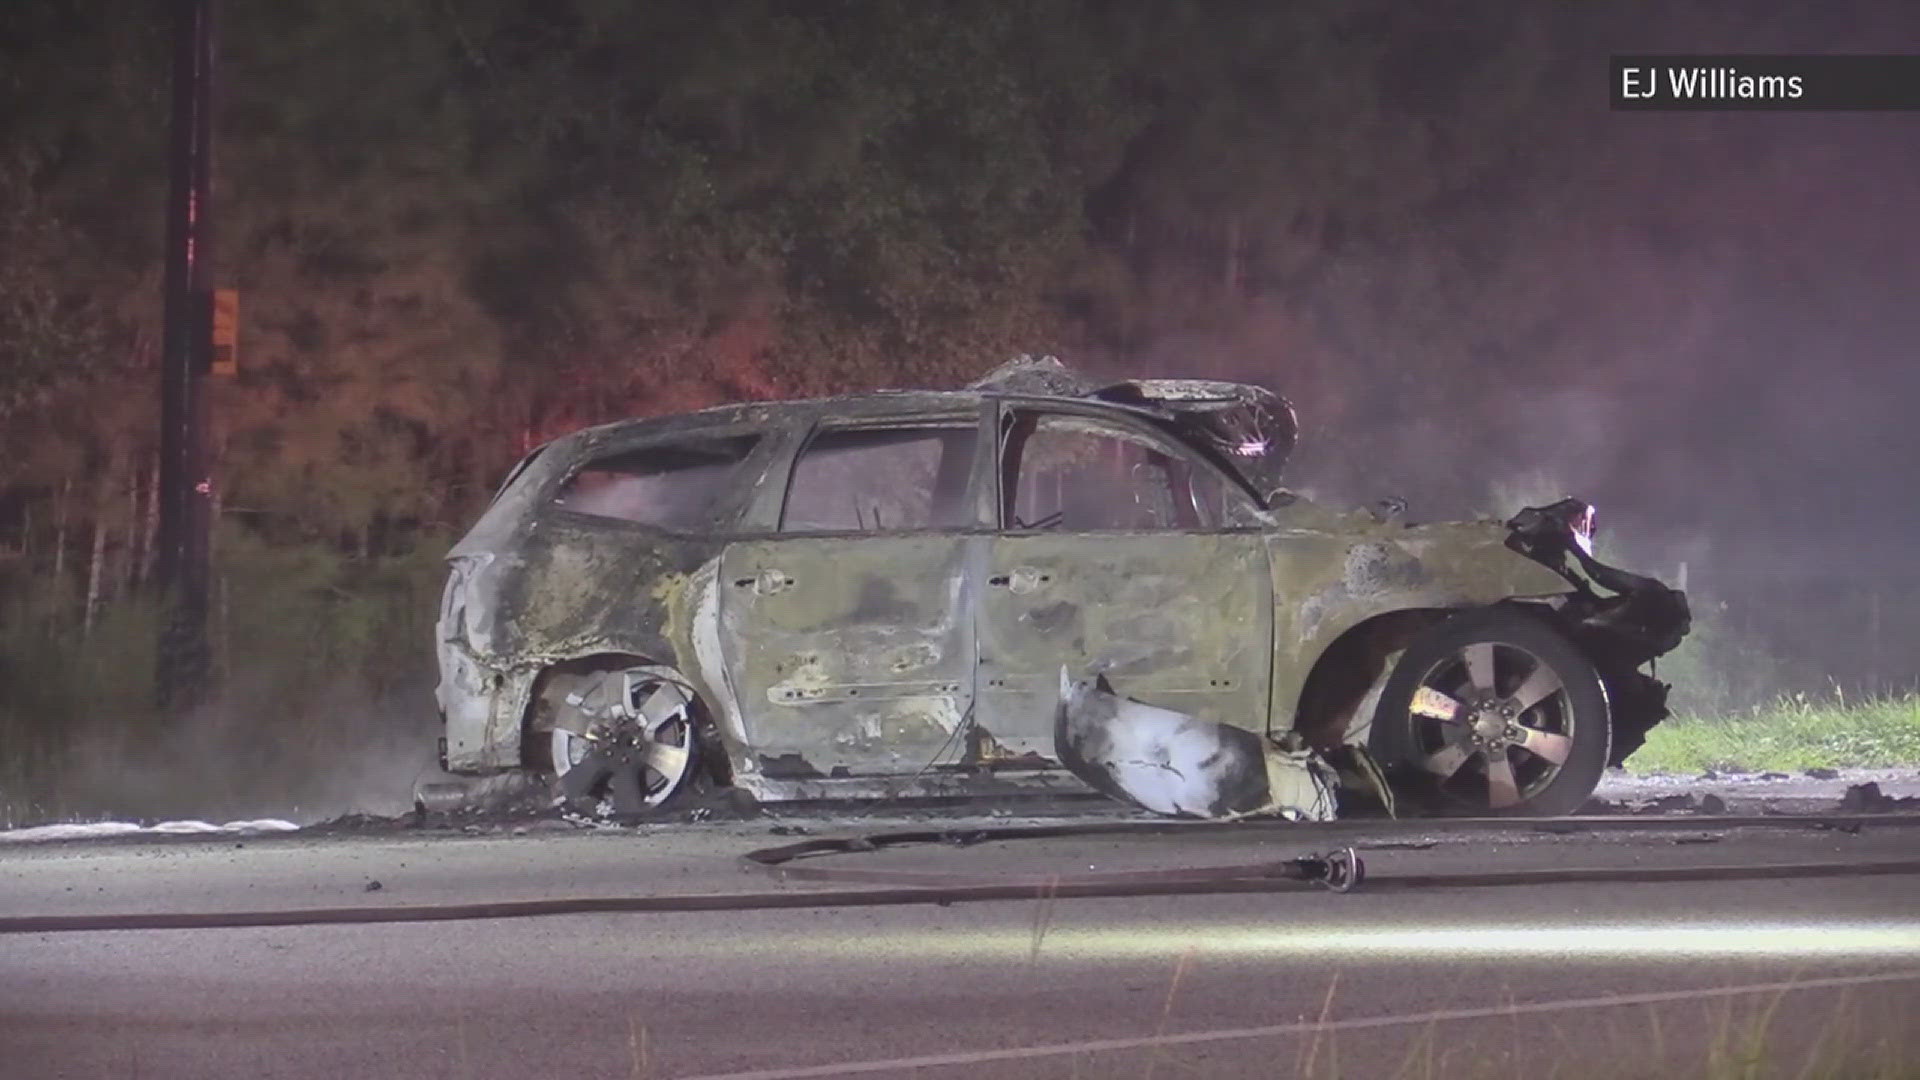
675 968 1920 1080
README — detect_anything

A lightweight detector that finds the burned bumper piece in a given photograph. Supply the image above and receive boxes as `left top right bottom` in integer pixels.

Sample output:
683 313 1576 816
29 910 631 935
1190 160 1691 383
1055 670 1338 821
1506 498 1693 764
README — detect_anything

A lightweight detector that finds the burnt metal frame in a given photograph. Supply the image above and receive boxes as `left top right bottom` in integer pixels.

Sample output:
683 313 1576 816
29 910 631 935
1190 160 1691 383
773 410 995 535
989 397 1264 534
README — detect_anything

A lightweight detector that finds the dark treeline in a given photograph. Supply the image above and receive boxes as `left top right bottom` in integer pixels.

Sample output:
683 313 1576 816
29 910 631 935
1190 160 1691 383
2 1 1916 818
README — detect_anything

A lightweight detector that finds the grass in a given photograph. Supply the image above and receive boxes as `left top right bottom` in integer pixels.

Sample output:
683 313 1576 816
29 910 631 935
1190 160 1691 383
1102 959 1920 1080
1628 691 1920 775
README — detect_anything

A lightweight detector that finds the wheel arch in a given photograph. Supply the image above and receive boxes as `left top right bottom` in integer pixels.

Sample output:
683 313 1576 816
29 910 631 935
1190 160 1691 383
1284 600 1573 750
1287 607 1450 750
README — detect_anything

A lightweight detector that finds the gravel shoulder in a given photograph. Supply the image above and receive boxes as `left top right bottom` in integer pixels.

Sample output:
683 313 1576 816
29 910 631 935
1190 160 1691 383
1600 766 1920 812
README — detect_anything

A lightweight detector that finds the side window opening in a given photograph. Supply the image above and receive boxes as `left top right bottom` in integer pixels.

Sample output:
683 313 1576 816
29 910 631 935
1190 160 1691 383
553 434 759 530
781 423 978 533
1002 412 1228 532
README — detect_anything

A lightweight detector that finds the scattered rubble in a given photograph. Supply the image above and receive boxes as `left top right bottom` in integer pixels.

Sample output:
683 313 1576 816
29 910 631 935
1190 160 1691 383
1838 781 1920 812
1580 792 1735 816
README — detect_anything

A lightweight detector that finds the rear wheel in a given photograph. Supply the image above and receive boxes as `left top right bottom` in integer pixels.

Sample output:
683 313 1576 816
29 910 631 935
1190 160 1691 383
547 666 703 816
1369 608 1608 816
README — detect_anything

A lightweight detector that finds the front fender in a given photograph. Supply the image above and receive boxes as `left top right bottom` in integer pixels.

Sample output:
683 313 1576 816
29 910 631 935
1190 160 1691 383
1267 524 1575 734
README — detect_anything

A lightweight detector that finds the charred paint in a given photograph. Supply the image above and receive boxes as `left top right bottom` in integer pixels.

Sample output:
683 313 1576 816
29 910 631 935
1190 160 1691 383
976 531 1273 752
487 518 714 663
716 534 976 771
1265 513 1577 737
434 361 1689 820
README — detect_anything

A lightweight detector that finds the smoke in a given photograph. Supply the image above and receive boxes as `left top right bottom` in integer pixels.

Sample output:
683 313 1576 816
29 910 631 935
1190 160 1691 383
1103 228 1917 709
12 676 448 828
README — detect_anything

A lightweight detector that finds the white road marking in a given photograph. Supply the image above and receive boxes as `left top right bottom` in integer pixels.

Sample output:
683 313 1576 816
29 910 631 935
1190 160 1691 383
717 919 1920 963
676 968 1920 1080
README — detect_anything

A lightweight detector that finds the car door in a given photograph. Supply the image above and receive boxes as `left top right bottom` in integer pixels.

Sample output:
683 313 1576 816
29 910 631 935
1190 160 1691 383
716 411 989 777
974 405 1274 756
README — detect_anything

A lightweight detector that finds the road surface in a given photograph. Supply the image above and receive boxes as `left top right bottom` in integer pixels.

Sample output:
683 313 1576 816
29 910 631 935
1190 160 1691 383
4 810 1918 1078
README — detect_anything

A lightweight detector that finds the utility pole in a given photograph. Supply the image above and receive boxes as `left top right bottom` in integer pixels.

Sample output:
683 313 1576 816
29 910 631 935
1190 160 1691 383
156 0 215 712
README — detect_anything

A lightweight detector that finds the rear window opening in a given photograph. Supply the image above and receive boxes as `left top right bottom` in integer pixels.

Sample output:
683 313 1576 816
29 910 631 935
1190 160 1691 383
554 435 760 530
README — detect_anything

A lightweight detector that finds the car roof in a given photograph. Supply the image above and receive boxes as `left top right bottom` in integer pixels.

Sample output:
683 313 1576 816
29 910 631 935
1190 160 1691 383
526 355 1292 507
555 387 1189 448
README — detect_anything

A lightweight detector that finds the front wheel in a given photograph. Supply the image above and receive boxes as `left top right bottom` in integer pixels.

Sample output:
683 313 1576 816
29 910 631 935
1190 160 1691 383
1369 608 1609 816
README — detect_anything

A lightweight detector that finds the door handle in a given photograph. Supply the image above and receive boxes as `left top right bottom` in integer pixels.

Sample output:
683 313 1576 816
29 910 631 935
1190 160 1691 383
731 569 795 596
987 567 1051 595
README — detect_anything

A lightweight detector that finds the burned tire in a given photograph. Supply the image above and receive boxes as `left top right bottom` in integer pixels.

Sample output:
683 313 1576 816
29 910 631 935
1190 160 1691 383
1369 607 1609 817
545 665 705 817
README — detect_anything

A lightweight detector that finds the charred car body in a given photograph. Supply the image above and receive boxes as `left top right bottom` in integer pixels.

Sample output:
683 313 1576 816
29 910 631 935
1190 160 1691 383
434 358 1688 818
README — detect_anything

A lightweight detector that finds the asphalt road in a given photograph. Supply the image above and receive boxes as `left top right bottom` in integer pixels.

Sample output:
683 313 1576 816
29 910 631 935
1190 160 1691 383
4 813 1919 1079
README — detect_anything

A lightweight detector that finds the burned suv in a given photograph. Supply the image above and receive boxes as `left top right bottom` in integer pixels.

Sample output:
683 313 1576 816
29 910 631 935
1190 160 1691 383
434 358 1688 818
